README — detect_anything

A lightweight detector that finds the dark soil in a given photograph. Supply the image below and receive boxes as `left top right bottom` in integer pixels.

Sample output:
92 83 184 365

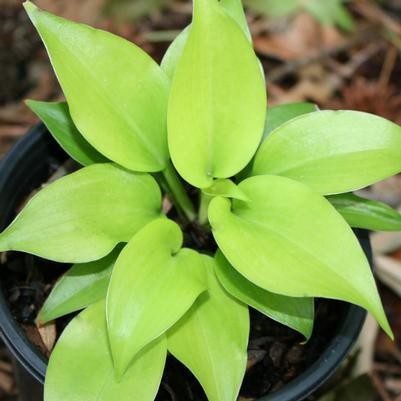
0 150 350 401
0 244 346 400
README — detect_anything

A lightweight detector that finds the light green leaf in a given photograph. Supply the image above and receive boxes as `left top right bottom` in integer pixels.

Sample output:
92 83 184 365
45 301 166 401
24 2 169 172
244 0 300 18
303 0 354 31
208 174 392 337
161 0 251 80
161 26 190 80
0 163 161 263
38 245 123 324
168 0 266 188
220 0 251 40
202 179 249 201
262 102 317 141
215 251 314 340
328 193 401 231
26 100 108 166
237 102 317 181
252 111 401 195
168 255 249 401
107 218 207 378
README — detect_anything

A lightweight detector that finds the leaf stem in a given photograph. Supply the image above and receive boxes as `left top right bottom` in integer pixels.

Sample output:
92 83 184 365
162 161 196 222
198 191 212 226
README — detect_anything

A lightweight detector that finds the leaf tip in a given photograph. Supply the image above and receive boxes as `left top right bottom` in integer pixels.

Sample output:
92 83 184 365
23 1 39 17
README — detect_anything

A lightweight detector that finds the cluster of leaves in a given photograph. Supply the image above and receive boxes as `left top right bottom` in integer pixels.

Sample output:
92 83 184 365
244 0 355 31
1 1 401 400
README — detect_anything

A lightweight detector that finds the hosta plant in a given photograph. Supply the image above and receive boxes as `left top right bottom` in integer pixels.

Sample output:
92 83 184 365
1 1 401 400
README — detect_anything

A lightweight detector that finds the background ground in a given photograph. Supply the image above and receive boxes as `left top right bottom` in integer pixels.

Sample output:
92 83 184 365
1 0 401 400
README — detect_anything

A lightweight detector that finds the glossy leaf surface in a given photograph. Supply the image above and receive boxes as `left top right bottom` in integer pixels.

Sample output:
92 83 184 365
202 179 249 201
107 219 206 378
25 2 169 172
252 111 401 195
26 100 107 166
215 251 314 339
168 256 249 401
328 193 401 231
38 245 123 324
45 301 166 401
0 164 161 263
209 174 392 336
168 0 266 188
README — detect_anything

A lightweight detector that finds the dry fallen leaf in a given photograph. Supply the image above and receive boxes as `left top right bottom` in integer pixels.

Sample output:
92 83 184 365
36 321 57 353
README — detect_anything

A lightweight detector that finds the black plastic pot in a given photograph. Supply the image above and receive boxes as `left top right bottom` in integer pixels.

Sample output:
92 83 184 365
0 124 369 400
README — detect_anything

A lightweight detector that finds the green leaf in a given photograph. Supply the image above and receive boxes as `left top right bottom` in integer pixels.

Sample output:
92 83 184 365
38 245 123 324
168 255 249 401
26 100 108 166
167 0 266 188
0 163 161 263
244 0 300 18
303 0 354 31
161 26 190 80
328 193 401 231
215 251 314 340
237 102 317 182
252 111 401 195
208 174 392 337
220 0 252 40
202 179 249 201
24 2 169 172
262 102 317 141
161 0 251 80
107 218 207 378
45 301 166 401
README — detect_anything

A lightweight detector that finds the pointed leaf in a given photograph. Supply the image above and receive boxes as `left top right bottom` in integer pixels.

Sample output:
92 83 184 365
168 255 249 401
215 251 314 339
168 0 266 188
161 26 190 80
24 2 169 172
161 0 251 80
328 193 401 231
220 0 252 40
38 245 123 324
107 218 207 378
45 301 166 401
0 163 161 263
208 174 392 337
26 100 108 166
252 111 401 195
202 179 249 201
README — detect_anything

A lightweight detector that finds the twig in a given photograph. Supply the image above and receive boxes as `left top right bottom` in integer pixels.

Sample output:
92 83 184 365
379 46 398 89
324 41 383 80
374 362 401 376
267 26 376 83
371 371 393 401
142 29 181 43
353 0 401 36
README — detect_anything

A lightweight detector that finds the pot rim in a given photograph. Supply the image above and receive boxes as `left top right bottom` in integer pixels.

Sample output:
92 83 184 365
0 124 368 399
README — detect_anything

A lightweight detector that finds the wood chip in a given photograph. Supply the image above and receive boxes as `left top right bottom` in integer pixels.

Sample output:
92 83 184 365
375 255 401 297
